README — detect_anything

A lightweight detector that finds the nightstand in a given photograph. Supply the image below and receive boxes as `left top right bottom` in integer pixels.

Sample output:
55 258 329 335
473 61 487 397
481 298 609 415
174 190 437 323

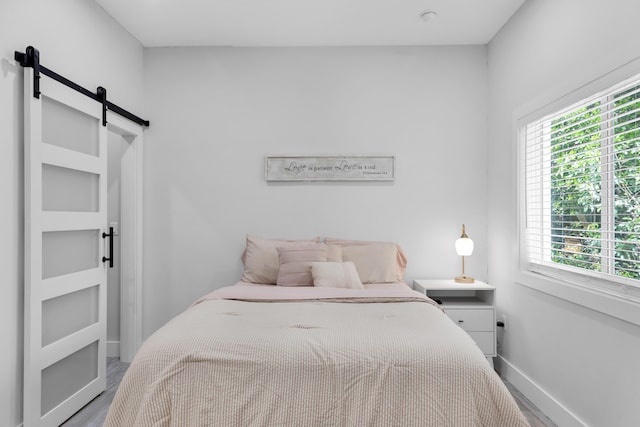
413 279 497 362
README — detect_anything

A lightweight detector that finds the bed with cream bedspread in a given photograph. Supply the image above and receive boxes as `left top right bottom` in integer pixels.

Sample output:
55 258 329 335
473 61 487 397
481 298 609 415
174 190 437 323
104 283 529 426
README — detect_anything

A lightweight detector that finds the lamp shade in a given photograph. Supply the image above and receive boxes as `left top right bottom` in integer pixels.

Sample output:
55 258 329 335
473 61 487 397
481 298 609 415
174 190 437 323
455 224 474 256
455 237 474 256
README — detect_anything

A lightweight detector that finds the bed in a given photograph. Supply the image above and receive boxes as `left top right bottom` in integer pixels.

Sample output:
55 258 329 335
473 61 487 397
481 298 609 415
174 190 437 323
104 236 529 426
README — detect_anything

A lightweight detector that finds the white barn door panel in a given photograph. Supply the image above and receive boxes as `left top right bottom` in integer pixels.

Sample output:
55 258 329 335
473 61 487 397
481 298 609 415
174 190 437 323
24 67 108 427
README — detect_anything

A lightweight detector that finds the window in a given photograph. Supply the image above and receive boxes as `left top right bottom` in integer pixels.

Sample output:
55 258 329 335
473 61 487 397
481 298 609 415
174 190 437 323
522 74 640 288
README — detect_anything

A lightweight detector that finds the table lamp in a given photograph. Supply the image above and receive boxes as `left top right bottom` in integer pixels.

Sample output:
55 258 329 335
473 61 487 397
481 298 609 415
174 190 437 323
454 224 474 283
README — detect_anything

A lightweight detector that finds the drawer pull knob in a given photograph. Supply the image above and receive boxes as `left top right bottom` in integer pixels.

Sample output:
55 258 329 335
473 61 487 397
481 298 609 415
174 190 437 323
458 320 464 323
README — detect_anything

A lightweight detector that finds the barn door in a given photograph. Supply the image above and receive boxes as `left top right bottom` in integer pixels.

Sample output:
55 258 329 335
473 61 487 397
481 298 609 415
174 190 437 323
23 67 108 426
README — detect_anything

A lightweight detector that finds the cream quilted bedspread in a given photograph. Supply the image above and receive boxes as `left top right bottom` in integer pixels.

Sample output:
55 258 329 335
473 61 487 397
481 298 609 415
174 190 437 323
104 284 529 426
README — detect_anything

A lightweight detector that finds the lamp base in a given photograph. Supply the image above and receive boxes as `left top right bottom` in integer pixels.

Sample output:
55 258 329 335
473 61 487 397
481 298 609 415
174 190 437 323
454 275 475 284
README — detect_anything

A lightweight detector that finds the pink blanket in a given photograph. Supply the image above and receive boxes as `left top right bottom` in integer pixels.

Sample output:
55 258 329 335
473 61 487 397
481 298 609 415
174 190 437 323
105 282 529 426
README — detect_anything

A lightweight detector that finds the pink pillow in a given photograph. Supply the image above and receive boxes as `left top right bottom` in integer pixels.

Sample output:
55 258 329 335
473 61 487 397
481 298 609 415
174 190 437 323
276 243 329 286
241 235 320 284
324 238 407 283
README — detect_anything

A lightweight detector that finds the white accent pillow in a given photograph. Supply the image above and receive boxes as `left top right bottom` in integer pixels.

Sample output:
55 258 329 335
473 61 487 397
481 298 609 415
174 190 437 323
310 262 363 289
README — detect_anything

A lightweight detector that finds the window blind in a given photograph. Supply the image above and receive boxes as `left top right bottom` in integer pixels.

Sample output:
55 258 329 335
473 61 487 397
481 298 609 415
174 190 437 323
523 74 640 284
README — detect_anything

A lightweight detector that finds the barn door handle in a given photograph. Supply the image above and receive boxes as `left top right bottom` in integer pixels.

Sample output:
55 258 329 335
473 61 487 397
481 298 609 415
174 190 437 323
102 227 114 268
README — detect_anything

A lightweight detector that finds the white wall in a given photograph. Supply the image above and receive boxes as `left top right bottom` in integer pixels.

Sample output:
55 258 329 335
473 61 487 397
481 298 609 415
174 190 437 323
488 1 640 426
0 1 143 425
141 46 489 337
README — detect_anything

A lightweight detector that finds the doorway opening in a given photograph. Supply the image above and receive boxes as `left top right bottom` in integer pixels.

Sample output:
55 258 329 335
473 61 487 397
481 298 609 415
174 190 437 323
106 115 144 363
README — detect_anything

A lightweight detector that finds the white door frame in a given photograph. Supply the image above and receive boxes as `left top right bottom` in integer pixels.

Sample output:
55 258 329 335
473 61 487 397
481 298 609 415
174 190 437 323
105 113 144 363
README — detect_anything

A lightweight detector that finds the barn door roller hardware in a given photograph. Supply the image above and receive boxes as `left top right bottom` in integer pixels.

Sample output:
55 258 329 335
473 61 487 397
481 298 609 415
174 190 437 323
14 46 150 128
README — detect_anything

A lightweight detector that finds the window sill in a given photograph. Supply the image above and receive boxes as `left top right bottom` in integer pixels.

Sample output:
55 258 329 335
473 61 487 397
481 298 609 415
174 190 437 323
515 270 640 327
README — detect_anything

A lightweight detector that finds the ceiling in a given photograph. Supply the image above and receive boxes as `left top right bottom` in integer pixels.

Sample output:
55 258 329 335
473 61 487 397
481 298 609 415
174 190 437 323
96 0 526 47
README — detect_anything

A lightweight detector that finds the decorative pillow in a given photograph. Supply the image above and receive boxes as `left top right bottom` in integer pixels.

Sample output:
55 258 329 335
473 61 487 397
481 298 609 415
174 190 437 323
276 243 329 286
325 238 407 282
241 235 320 284
311 262 363 289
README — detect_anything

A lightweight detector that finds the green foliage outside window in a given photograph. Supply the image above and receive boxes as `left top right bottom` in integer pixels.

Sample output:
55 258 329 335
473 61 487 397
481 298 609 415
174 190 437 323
549 86 640 280
613 86 640 279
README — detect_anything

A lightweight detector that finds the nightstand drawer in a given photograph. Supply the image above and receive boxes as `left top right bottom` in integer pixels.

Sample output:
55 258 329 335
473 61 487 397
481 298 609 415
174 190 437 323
445 309 493 332
413 280 496 360
468 332 495 355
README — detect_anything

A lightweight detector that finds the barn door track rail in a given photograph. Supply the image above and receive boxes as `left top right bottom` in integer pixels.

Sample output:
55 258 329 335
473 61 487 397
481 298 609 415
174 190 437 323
15 45 150 127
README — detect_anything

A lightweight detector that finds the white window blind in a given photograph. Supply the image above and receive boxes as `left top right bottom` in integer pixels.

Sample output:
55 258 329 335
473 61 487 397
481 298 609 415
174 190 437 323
522 74 640 285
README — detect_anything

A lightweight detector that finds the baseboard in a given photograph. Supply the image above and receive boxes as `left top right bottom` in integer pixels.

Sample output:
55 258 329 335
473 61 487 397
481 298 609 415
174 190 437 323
497 355 588 427
107 340 120 357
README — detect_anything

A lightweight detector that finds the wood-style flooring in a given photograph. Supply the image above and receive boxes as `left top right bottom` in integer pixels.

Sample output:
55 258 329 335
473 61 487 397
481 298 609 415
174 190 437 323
60 358 128 427
61 358 556 426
